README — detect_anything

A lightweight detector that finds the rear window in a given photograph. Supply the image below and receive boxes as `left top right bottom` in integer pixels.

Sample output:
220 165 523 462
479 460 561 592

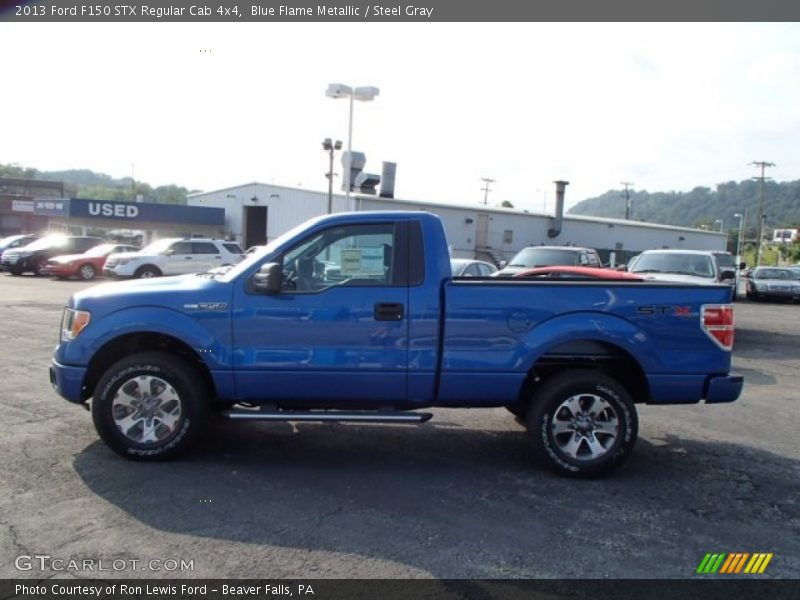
508 248 581 268
223 243 244 254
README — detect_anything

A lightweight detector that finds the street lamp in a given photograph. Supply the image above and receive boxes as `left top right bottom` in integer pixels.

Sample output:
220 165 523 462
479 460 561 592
325 83 380 208
322 138 342 214
714 219 724 232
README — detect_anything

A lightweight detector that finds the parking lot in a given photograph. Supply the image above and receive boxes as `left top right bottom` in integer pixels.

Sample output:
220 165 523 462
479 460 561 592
0 273 798 579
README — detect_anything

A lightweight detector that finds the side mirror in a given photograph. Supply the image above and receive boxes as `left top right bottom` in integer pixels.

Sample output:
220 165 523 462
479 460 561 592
498 260 507 269
720 270 736 281
252 262 282 294
739 262 747 270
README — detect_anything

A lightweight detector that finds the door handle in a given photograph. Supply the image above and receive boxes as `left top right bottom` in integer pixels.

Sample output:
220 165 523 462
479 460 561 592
184 256 193 260
374 302 404 321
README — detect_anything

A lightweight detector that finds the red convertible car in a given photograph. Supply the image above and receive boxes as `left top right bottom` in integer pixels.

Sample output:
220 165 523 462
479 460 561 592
513 266 643 280
43 243 139 280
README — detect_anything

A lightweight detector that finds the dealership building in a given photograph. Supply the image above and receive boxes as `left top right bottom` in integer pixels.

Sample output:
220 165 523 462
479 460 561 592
187 182 727 265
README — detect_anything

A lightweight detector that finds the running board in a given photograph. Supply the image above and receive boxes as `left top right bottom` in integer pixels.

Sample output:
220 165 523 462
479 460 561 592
222 409 433 424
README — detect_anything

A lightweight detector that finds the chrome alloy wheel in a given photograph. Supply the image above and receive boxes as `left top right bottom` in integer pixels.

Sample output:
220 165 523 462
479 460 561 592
551 393 620 460
111 375 182 444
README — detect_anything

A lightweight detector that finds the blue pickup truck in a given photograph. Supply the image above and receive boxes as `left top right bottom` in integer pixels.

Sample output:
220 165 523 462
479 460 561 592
50 211 742 477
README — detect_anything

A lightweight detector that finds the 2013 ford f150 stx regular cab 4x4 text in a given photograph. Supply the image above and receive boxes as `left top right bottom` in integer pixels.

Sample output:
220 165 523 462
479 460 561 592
50 212 743 477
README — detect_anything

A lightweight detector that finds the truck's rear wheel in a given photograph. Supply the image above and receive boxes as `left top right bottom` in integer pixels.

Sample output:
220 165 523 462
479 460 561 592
91 352 208 460
526 369 637 478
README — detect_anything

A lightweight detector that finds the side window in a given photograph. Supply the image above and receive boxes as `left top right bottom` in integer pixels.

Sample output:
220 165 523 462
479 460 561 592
170 242 193 255
587 253 600 267
280 223 396 293
579 253 589 266
192 242 219 254
223 243 244 254
478 263 495 276
462 264 480 277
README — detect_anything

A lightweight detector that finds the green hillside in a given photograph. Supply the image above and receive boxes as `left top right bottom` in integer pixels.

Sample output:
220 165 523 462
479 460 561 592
569 180 800 234
0 163 194 204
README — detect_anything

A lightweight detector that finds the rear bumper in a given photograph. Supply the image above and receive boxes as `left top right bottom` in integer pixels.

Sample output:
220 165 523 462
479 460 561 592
705 374 744 403
50 359 87 404
647 373 743 405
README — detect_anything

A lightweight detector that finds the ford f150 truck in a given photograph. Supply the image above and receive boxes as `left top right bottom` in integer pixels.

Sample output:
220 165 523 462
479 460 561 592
50 212 743 477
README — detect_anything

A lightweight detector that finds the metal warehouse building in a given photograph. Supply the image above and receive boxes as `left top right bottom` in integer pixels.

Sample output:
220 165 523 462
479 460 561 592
188 182 726 265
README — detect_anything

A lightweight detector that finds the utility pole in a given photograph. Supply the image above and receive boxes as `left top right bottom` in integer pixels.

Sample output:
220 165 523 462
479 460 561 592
480 177 495 205
750 161 775 266
621 181 634 220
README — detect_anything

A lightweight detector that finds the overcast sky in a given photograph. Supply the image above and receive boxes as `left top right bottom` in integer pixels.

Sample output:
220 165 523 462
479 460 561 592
2 23 800 212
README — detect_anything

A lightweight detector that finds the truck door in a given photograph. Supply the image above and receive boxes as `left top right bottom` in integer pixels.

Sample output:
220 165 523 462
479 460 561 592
232 221 410 404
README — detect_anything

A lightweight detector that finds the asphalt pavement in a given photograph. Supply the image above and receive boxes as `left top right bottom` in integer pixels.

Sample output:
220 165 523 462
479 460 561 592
1 273 798 579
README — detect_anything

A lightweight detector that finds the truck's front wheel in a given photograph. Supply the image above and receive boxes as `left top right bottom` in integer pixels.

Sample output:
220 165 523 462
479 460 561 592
526 370 637 478
91 352 208 460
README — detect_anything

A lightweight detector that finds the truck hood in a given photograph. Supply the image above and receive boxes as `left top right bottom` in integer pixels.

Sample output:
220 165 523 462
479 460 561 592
638 273 717 285
70 274 228 313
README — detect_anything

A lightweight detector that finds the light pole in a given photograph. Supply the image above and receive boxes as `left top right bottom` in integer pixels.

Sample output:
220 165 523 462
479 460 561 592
733 211 746 265
714 219 724 232
322 138 342 214
325 83 380 209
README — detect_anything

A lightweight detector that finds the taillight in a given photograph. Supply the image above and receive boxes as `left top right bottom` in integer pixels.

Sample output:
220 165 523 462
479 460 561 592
702 304 734 350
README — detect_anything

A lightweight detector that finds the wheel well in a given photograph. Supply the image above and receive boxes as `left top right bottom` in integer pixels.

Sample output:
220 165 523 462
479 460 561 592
516 340 649 409
135 264 161 276
82 332 215 401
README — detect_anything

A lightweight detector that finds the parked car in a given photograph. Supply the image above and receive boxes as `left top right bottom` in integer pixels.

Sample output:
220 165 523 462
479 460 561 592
0 234 40 271
51 211 741 477
450 258 498 277
494 246 602 277
746 267 800 302
1 235 105 276
42 243 140 280
103 238 245 278
628 249 739 301
514 266 643 280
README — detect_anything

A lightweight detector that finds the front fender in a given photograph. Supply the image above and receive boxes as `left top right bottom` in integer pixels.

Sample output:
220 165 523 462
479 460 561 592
55 306 232 370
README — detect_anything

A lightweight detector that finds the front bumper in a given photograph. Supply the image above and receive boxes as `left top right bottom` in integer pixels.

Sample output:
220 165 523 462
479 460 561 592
50 359 87 403
41 265 77 277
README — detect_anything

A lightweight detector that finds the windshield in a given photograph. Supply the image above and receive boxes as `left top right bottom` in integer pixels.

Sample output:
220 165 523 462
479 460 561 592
715 254 736 270
218 221 315 282
508 248 580 268
754 268 800 280
631 253 715 277
84 243 118 257
24 235 68 251
139 239 179 254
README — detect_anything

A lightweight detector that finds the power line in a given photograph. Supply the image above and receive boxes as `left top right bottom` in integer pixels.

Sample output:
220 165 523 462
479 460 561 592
749 161 775 266
620 181 634 220
480 177 496 205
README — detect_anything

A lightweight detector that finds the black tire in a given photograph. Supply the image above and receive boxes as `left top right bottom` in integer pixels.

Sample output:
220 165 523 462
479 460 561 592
134 265 161 279
32 259 46 276
78 263 96 281
526 369 638 478
91 352 209 460
8 268 22 276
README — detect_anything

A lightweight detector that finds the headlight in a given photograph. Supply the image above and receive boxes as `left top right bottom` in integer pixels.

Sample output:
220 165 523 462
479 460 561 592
61 308 91 341
117 259 130 266
17 251 31 258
